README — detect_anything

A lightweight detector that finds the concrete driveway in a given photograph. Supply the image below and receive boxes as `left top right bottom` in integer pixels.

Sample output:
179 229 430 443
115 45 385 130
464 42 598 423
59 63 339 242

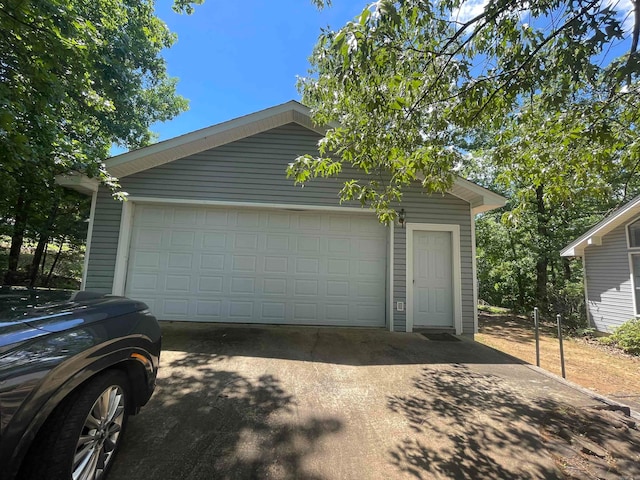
110 324 640 480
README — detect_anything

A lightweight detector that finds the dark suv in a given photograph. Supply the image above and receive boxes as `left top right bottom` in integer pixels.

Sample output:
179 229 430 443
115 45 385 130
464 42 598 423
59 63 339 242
0 290 161 480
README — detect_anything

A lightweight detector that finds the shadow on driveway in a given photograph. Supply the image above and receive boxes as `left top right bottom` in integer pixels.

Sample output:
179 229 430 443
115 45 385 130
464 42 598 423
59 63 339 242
388 364 640 479
111 351 342 480
109 323 640 480
158 321 525 366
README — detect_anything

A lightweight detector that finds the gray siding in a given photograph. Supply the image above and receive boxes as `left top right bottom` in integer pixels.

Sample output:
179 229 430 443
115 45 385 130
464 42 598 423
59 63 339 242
391 193 474 333
584 223 635 331
393 226 407 331
87 122 475 333
85 188 122 293
119 124 345 205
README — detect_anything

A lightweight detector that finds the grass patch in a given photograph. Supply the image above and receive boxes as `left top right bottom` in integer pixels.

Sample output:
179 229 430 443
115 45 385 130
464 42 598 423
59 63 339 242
478 304 511 314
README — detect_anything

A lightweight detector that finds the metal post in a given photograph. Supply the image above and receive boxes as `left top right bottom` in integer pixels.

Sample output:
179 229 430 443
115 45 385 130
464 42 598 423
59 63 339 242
533 307 540 367
556 314 566 379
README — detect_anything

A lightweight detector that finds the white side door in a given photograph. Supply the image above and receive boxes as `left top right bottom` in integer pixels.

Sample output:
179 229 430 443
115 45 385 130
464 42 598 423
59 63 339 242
407 224 462 333
412 230 453 327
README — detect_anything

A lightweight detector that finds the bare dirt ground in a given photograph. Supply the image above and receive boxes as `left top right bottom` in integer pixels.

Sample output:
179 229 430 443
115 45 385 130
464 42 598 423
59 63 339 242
476 312 640 478
476 312 640 410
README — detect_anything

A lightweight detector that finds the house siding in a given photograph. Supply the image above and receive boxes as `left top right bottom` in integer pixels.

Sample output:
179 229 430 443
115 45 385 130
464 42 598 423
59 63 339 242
391 195 473 333
84 188 123 293
584 223 635 331
86 122 474 333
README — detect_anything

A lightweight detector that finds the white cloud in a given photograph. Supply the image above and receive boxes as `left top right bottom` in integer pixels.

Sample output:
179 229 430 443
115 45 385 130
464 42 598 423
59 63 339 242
452 0 491 23
606 0 635 33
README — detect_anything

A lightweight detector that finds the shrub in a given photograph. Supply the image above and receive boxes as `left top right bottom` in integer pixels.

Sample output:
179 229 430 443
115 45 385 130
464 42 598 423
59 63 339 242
600 319 640 355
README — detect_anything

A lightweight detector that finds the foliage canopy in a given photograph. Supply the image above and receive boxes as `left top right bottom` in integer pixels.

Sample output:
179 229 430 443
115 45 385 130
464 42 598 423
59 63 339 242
291 0 640 221
0 0 201 284
294 0 640 313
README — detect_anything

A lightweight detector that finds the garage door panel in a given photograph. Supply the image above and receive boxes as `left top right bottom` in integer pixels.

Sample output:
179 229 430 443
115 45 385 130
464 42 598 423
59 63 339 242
263 277 287 295
229 301 254 318
137 205 166 224
266 234 290 251
204 210 228 226
298 215 321 230
262 302 286 319
202 232 226 248
231 255 257 272
326 304 349 321
168 252 192 268
230 277 255 294
236 211 260 228
164 298 189 316
264 256 288 273
135 228 164 247
298 238 321 255
125 205 387 326
201 254 224 270
165 275 190 293
196 300 221 317
130 273 158 291
267 212 291 229
295 258 320 274
198 276 223 293
327 281 350 297
294 279 319 295
131 251 161 268
328 215 351 232
172 207 198 225
234 232 258 249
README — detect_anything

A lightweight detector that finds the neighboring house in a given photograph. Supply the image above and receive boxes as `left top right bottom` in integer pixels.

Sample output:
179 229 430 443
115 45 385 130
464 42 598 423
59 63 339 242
561 195 640 332
58 101 505 334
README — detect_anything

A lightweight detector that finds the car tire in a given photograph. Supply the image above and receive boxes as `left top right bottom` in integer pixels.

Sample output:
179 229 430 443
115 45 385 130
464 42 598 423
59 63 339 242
19 370 130 480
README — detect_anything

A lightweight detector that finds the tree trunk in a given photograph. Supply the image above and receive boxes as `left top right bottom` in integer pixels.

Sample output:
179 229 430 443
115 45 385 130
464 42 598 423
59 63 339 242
562 257 571 281
28 235 49 287
28 201 59 287
4 191 30 285
508 228 526 311
535 185 548 306
45 236 65 287
41 247 48 276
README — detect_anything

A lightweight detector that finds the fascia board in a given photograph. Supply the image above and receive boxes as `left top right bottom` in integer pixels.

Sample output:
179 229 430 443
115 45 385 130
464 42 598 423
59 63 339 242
106 101 325 178
561 194 640 257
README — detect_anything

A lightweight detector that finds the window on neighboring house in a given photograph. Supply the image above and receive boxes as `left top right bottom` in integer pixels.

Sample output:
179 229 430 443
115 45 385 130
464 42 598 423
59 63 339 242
628 218 640 248
632 254 640 315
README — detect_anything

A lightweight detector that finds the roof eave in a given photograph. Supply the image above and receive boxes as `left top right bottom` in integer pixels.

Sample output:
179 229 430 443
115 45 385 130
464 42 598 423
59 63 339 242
55 174 99 195
106 100 323 179
561 194 640 257
451 177 507 214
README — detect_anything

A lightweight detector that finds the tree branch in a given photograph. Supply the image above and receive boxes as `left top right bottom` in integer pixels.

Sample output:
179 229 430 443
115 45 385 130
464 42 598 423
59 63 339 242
469 0 601 123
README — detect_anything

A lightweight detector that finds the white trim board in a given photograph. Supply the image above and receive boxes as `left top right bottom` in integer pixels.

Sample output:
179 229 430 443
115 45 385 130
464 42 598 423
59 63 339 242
625 215 640 250
81 191 98 290
628 252 640 317
405 223 463 335
388 221 395 332
106 101 327 178
562 194 640 257
470 210 479 334
126 196 379 214
112 201 135 296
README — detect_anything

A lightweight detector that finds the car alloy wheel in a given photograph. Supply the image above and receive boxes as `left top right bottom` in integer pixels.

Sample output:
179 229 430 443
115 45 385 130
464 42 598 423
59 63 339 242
72 384 126 480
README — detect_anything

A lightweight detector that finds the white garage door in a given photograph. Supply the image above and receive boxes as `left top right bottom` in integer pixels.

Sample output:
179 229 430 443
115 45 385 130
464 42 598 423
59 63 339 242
124 204 388 326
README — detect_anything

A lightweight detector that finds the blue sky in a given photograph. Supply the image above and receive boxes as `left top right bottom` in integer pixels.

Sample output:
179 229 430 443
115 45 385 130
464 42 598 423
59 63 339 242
150 1 364 142
143 0 635 147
